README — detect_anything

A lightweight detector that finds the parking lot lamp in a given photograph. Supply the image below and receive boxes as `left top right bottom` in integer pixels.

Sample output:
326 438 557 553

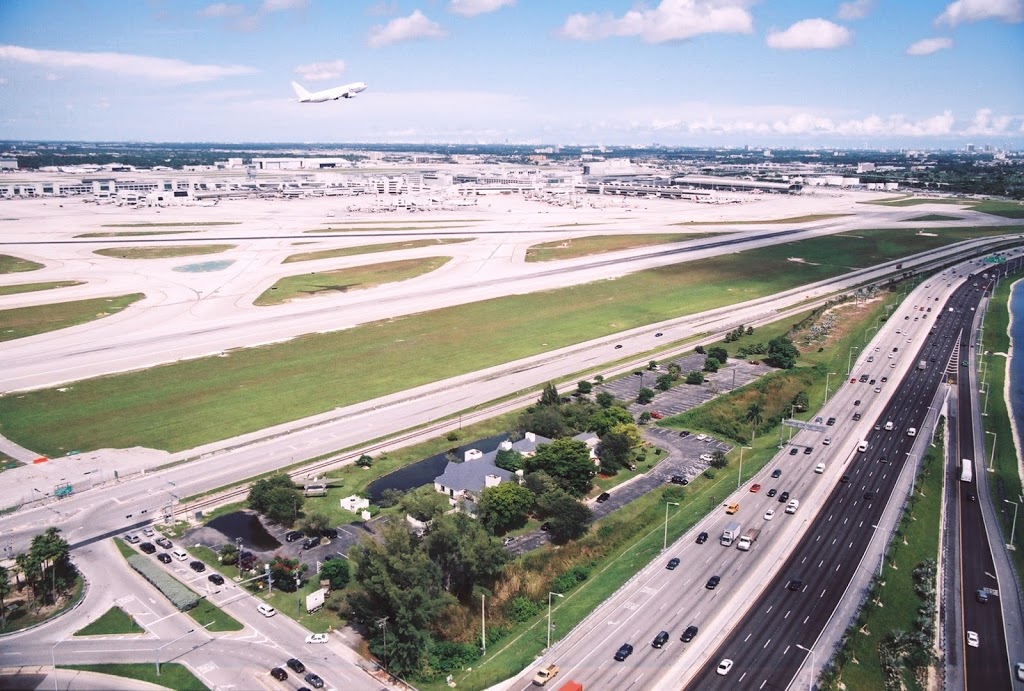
664 502 680 550
547 592 563 649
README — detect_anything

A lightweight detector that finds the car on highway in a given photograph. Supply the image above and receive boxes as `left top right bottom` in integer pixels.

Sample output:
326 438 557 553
652 631 670 648
681 625 698 642
155 537 172 549
764 509 775 521
853 412 863 421
976 589 989 603
840 475 850 483
779 491 790 503
270 668 288 681
854 399 861 406
287 658 306 674
874 386 881 393
189 560 206 573
822 437 831 446
696 532 708 544
864 491 875 501
667 558 680 570
859 374 869 382
304 672 325 688
881 376 888 382
767 488 777 497
139 542 156 554
1016 662 1024 681
869 379 875 385
750 483 761 493
967 631 979 648
771 469 782 478
596 492 611 503
787 579 803 591
655 332 663 337
208 574 224 586
532 663 559 686
157 553 171 564
789 447 798 455
615 344 623 349
826 417 836 426
705 575 721 589
717 659 734 676
803 447 812 455
305 633 329 644
258 603 277 617
614 643 634 661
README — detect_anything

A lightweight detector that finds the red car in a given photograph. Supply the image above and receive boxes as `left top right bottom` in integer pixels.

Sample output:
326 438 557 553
650 411 663 419
750 483 762 493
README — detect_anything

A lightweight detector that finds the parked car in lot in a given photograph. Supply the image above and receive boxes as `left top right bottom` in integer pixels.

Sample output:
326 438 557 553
285 531 304 543
189 560 206 573
286 658 306 674
670 475 688 485
270 668 287 681
123 533 140 544
139 542 156 554
596 492 611 503
305 633 329 644
208 574 225 586
302 536 322 550
155 537 172 549
157 553 172 564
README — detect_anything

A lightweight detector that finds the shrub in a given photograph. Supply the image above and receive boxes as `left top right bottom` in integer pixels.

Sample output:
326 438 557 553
428 640 481 675
685 371 704 385
506 596 542 622
551 566 590 594
127 555 199 611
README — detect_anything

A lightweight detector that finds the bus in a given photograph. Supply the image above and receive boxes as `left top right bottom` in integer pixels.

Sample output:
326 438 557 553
960 458 974 483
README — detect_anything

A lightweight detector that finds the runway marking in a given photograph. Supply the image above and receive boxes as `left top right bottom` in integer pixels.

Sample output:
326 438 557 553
849 541 855 549
803 615 810 624
818 560 824 569
623 601 640 611
196 662 218 674
783 645 790 655
765 605 773 615
836 562 843 572
820 588 827 599
760 679 768 688
745 633 753 642
762 638 772 649
784 609 791 620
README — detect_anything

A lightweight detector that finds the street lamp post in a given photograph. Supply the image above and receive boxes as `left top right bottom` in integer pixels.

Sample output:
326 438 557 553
796 644 815 691
847 346 859 376
663 501 680 549
377 617 389 672
984 387 991 417
547 592 564 649
738 446 752 490
1004 499 1020 550
986 431 997 472
824 371 837 403
156 628 196 676
864 325 878 344
634 370 644 391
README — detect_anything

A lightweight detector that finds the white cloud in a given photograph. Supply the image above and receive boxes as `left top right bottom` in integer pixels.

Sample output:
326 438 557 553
295 59 346 81
837 0 874 20
368 10 447 47
936 0 1024 26
0 44 258 82
0 76 7 86
559 0 754 44
261 0 308 11
449 0 515 16
766 18 852 50
965 108 1014 135
44 72 60 81
906 37 954 55
197 3 244 18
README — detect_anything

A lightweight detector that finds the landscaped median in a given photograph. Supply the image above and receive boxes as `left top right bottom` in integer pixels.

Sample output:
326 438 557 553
61 663 207 691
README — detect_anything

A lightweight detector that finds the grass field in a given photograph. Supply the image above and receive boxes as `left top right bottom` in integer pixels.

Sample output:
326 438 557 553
93 244 235 260
283 238 473 263
0 293 143 343
674 213 850 225
306 225 473 233
254 256 451 306
902 214 962 222
0 227 1016 455
101 222 239 228
525 232 723 262
864 197 969 207
76 230 198 238
0 253 43 273
73 605 144 636
0 281 82 296
62 663 208 691
972 200 1024 219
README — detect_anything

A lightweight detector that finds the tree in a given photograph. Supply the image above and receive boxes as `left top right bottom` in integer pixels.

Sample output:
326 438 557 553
695 345 706 354
400 486 450 523
30 527 71 604
702 357 719 373
302 512 331 536
686 370 704 385
523 470 559 501
495 448 524 472
320 558 351 590
599 423 642 471
766 336 800 369
710 450 728 469
477 483 534 534
594 375 604 384
0 566 11 629
638 411 652 425
575 380 593 395
707 346 728 363
648 360 659 371
588 406 633 436
357 454 374 468
792 390 810 412
422 513 507 598
524 439 596 497
656 374 675 391
537 490 593 544
667 363 682 378
248 476 302 525
746 402 765 440
269 555 307 592
636 387 655 404
595 391 616 408
539 382 560 407
517 405 567 439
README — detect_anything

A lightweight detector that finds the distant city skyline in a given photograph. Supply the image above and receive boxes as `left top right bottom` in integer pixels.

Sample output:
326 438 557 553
0 0 1022 146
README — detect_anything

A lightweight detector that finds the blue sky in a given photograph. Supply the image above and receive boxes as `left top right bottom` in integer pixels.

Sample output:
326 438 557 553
0 0 1022 146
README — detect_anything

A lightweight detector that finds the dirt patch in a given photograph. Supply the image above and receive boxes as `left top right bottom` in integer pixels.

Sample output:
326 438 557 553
792 297 882 352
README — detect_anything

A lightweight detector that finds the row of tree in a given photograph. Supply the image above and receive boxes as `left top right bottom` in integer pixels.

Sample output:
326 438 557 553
0 527 75 630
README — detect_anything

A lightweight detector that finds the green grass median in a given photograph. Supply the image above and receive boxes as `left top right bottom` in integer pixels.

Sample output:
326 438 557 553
74 606 144 636
0 293 143 343
62 663 208 691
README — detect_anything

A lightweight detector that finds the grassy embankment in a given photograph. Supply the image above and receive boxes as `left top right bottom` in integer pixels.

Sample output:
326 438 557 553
0 281 82 297
306 225 473 233
100 222 240 227
1 225 1017 456
902 214 962 222
73 606 144 636
824 424 944 690
93 245 235 260
61 664 207 691
525 232 724 262
76 231 198 238
0 293 143 343
254 256 451 306
866 197 1024 219
674 213 851 225
0 254 43 273
283 238 473 263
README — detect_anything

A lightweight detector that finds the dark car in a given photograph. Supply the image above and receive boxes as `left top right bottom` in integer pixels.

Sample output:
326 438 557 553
787 579 804 592
766 488 777 498
655 332 663 337
321 528 338 539
155 537 172 549
864 491 875 501
652 631 670 648
189 560 206 573
840 475 850 483
779 491 790 503
270 668 288 681
596 492 611 503
976 589 989 603
771 469 782 478
696 532 708 544
540 522 550 532
854 399 861 406
967 492 977 502
304 672 325 689
670 475 689 485
826 417 836 426
614 644 634 661
853 412 863 421
705 575 721 590
615 344 623 350
286 658 306 674
208 574 225 586
678 430 691 438
139 542 156 554
869 379 875 385
302 536 322 550
803 447 812 455
859 374 869 382
667 557 680 570
285 531 304 543
238 551 258 570
157 552 172 564
881 376 888 382
680 625 699 642
789 447 798 455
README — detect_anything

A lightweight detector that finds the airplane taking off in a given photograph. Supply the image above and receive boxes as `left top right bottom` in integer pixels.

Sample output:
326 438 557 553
291 80 368 103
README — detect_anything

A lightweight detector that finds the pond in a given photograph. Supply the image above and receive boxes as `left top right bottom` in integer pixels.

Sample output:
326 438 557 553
365 433 509 502
173 259 235 273
205 511 281 550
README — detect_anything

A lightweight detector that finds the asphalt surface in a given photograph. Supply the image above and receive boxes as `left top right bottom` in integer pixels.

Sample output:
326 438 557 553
683 263 1019 689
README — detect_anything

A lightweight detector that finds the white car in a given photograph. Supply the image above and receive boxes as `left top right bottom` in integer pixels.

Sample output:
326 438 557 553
717 659 734 676
764 509 775 521
305 633 329 644
695 433 708 442
700 453 714 462
967 630 979 648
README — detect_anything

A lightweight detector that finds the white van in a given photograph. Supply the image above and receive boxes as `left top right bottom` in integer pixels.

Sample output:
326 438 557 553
814 463 825 474
171 548 188 561
857 440 869 452
257 603 277 618
907 427 917 437
785 499 800 514
884 421 894 431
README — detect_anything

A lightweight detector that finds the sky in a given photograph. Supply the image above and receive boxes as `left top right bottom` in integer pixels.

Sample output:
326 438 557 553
0 0 1022 147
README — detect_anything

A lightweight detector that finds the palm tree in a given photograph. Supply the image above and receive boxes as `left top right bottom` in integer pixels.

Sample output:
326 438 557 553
0 565 11 629
745 402 764 442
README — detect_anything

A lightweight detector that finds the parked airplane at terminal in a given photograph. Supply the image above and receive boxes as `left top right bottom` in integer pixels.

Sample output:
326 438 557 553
291 80 368 103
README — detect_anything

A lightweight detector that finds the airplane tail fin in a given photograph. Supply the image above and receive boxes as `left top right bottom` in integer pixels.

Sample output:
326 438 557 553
291 81 310 100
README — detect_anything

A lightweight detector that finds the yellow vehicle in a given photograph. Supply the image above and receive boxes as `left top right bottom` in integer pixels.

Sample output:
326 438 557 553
533 663 560 686
726 502 740 515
